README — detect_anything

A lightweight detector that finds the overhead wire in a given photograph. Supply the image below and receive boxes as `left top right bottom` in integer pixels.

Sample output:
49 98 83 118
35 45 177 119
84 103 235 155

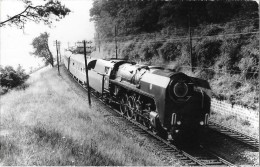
92 17 259 75
180 66 259 75
95 17 259 42
95 30 259 48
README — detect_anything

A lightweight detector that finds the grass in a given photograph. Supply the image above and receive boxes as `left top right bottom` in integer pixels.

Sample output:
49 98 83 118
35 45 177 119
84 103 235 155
0 66 165 166
209 111 259 138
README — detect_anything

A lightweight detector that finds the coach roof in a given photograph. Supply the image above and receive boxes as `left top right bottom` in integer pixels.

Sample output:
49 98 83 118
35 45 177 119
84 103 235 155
70 54 95 64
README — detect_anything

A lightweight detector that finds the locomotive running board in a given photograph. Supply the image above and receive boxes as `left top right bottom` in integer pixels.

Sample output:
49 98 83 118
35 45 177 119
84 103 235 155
109 79 154 99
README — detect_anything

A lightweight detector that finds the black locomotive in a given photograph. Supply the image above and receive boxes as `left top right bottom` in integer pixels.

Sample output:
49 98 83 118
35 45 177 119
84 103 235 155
64 52 211 142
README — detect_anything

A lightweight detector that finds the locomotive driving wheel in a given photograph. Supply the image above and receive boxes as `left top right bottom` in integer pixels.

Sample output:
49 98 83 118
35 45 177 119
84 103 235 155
142 115 150 127
134 96 142 122
141 104 151 127
127 95 138 120
126 96 133 119
119 94 128 115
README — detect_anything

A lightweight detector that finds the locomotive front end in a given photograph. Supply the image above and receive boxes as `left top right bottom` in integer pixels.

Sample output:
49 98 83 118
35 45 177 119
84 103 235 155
165 73 211 140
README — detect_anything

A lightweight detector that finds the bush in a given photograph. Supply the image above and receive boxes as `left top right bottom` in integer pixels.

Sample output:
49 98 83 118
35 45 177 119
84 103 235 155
158 40 182 61
0 86 9 95
194 39 222 68
139 41 162 62
0 65 29 91
121 41 139 61
219 37 243 72
200 25 224 36
238 35 259 79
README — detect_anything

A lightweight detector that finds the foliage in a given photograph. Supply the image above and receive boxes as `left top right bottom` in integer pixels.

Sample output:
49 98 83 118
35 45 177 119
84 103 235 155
0 0 70 29
139 41 162 62
194 39 222 68
159 41 183 62
90 1 258 39
0 65 29 94
90 1 259 109
31 32 54 67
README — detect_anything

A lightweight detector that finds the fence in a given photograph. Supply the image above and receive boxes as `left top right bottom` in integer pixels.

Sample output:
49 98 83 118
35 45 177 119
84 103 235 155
211 98 259 125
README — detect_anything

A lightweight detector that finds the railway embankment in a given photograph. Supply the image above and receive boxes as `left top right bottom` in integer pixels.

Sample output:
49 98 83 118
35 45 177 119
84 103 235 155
0 66 168 166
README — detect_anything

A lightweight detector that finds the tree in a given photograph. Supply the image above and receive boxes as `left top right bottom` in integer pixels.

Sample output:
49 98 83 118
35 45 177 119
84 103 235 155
0 0 70 29
0 65 29 89
31 32 54 67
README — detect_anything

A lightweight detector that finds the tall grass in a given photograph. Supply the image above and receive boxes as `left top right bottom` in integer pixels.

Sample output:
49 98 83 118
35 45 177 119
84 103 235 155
0 67 165 166
210 111 259 138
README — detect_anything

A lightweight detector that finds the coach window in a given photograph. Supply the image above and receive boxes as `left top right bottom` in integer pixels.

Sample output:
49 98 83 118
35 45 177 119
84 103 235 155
105 67 110 74
88 60 97 70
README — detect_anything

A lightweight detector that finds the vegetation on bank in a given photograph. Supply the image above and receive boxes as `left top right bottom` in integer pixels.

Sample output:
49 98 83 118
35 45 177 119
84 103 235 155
31 32 55 67
0 66 166 166
90 1 259 110
0 65 29 95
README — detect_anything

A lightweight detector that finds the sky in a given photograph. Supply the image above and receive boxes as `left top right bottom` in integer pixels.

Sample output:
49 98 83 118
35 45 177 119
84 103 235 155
0 0 95 72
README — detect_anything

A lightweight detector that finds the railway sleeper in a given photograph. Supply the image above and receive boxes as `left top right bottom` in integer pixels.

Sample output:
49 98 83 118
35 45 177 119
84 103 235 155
204 161 224 165
228 134 241 137
187 162 197 166
183 160 195 163
178 157 190 160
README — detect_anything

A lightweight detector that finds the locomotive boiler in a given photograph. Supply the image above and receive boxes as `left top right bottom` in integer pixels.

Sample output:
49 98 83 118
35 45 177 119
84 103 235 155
64 53 211 141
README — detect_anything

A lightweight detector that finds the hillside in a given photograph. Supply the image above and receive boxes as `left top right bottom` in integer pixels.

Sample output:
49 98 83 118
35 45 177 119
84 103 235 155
0 66 170 166
90 1 259 110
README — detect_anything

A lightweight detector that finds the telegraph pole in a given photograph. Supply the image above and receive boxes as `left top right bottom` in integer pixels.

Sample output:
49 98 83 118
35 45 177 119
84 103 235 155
55 40 60 75
83 40 91 106
188 13 194 72
58 43 61 63
115 25 118 59
258 1 260 113
98 33 100 52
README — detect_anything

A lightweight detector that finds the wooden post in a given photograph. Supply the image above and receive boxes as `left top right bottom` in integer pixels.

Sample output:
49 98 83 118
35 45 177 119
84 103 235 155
98 33 100 52
58 42 61 64
83 40 91 106
258 4 260 111
115 25 117 59
188 13 193 72
56 40 60 75
101 74 105 99
68 57 70 71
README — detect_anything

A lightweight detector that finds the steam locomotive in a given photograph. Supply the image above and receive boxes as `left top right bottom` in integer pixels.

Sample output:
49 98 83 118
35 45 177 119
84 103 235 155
64 52 211 142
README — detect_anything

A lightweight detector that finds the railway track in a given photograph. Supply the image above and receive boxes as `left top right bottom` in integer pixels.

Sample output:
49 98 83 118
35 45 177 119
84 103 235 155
208 121 259 150
110 109 234 166
63 68 234 166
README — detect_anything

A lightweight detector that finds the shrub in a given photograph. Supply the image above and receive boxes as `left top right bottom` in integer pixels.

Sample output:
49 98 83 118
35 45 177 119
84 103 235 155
200 25 224 36
238 35 259 79
194 39 222 68
0 86 9 95
219 37 243 72
0 65 29 90
158 40 182 61
225 115 236 121
241 120 251 126
139 41 162 62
